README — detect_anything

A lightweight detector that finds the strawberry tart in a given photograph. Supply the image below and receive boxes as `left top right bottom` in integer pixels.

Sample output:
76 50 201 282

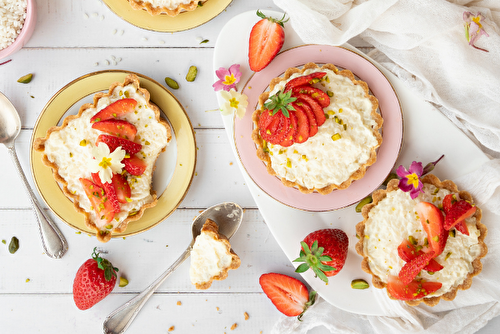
252 62 382 194
34 74 171 242
355 174 487 306
129 0 207 16
189 218 240 289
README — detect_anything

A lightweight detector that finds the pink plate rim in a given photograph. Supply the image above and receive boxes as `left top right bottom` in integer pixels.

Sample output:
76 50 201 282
234 44 403 212
0 0 37 60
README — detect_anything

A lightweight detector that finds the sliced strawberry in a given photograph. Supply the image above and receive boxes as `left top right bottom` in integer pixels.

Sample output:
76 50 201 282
79 178 114 223
291 104 309 144
91 172 105 189
387 275 442 301
284 72 327 92
295 93 326 127
296 98 318 137
258 111 290 145
444 200 476 231
292 86 330 108
259 273 315 318
442 194 458 214
91 173 123 213
96 134 142 155
90 98 137 123
123 155 147 176
397 239 443 272
92 119 137 141
248 11 287 72
111 173 131 203
454 221 470 236
416 202 448 257
278 111 298 147
399 251 435 284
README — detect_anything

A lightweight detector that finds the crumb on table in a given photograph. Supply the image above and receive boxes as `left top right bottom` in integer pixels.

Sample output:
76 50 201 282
231 323 237 330
168 326 174 332
176 301 181 306
244 312 249 320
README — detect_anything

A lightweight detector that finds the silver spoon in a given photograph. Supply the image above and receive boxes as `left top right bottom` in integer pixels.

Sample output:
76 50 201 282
103 202 244 334
0 91 68 259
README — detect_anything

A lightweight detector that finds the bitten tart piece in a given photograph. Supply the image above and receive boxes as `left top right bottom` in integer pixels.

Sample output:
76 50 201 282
251 62 382 194
34 74 171 242
355 174 488 306
190 219 241 289
129 0 208 17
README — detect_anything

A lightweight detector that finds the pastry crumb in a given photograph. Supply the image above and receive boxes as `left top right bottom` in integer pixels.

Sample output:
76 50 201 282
216 307 219 311
229 162 233 166
176 301 181 306
168 326 174 332
244 312 249 320
231 323 237 330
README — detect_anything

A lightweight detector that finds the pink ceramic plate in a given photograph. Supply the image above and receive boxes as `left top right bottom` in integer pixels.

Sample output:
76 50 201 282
234 45 403 211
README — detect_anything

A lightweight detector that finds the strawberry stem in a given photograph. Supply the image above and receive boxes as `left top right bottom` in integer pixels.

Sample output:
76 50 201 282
256 10 289 28
92 247 119 281
293 241 335 284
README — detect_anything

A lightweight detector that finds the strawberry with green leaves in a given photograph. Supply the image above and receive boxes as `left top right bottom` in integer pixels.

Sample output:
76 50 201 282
259 273 316 320
249 11 288 72
73 248 119 310
294 229 348 283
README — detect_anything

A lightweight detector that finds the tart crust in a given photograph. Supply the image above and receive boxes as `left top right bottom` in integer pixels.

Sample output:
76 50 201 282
129 0 207 17
33 74 171 243
192 219 241 290
251 62 383 195
355 174 488 306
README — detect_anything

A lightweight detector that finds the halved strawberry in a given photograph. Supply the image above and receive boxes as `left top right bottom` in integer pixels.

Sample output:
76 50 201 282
296 98 318 137
259 111 290 145
291 104 309 144
248 11 287 72
398 251 435 285
416 202 448 257
123 155 147 176
386 275 442 301
91 174 124 212
79 178 114 223
284 72 327 92
444 200 476 231
92 119 137 141
96 134 142 155
295 93 326 126
397 239 443 272
278 111 298 147
259 273 316 319
90 98 137 123
292 86 330 108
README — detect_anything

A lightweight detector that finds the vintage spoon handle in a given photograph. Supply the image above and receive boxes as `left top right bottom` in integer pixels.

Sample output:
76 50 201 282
8 148 68 259
103 245 192 334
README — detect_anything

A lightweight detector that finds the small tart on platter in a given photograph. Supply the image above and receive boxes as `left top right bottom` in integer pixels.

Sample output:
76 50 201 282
251 62 382 195
189 219 241 289
129 0 208 17
34 74 171 242
355 174 487 306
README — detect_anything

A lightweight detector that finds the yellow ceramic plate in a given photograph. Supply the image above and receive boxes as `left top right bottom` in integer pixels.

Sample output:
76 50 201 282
30 70 197 238
103 0 232 32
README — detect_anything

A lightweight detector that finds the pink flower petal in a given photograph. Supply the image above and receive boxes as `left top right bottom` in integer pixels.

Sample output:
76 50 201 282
396 165 409 178
408 161 423 176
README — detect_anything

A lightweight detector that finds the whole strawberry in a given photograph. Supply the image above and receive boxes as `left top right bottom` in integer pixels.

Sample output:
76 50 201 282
294 229 348 283
73 247 119 310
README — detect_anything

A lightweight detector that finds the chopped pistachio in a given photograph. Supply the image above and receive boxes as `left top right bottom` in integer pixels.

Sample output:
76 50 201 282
124 91 130 98
327 90 333 97
286 158 292 168
409 235 418 245
199 39 209 44
17 73 33 84
449 230 456 237
186 66 198 82
8 236 19 254
331 133 341 141
445 252 452 261
351 279 369 290
79 139 87 146
355 195 373 213
119 277 129 287
165 77 179 89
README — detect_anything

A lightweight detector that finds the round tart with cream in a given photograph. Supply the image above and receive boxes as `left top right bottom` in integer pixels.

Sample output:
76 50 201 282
129 0 208 17
34 74 171 242
251 62 382 194
355 174 487 306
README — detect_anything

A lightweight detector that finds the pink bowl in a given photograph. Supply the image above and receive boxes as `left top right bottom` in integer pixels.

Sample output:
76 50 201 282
0 0 37 60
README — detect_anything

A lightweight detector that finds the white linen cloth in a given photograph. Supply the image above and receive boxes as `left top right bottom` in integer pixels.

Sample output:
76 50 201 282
270 0 500 333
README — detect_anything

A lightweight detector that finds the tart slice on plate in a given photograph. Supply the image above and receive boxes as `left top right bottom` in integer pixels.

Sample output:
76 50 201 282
252 62 383 194
129 0 208 16
34 74 171 242
355 174 487 306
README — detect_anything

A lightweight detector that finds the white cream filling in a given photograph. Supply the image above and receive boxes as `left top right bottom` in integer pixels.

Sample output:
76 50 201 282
190 232 233 285
43 84 169 230
363 184 481 297
138 0 197 10
265 68 379 189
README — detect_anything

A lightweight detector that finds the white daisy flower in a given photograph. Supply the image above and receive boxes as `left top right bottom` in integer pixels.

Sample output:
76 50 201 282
89 142 126 184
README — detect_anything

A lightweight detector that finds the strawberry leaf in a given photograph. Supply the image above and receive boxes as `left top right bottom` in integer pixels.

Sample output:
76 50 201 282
264 90 296 118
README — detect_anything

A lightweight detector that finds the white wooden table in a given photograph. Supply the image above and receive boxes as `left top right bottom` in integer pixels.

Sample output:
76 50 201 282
0 1 498 333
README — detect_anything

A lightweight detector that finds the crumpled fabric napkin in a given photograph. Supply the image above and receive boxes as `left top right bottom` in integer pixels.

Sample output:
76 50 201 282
270 0 500 333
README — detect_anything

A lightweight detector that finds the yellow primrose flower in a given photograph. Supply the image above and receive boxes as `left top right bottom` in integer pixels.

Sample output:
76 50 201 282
89 142 126 184
219 88 248 119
